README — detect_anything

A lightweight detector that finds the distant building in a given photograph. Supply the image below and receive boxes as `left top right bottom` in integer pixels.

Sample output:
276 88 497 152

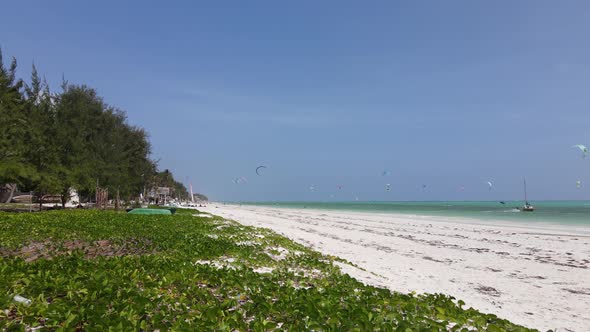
148 186 172 203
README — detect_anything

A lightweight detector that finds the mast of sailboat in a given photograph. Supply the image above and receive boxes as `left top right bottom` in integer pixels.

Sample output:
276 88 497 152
524 178 528 204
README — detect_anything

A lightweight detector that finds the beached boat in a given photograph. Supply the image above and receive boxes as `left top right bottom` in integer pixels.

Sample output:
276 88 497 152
520 178 534 212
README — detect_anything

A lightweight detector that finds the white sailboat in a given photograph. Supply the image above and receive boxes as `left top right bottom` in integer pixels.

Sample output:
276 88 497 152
520 178 534 212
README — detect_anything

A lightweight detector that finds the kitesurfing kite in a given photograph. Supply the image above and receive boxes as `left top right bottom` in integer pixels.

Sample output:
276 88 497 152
233 177 248 184
309 185 316 191
255 165 267 176
421 184 427 191
382 170 392 176
487 181 493 191
576 180 582 189
572 145 588 158
459 185 465 192
386 183 391 191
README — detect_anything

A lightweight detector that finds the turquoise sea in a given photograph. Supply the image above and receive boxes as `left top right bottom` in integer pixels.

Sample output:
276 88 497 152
243 201 590 226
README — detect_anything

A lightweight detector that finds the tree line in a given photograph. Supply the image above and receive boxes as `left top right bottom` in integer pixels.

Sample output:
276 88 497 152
0 48 200 206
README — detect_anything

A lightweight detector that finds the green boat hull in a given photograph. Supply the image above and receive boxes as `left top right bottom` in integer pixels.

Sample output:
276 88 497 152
127 208 172 215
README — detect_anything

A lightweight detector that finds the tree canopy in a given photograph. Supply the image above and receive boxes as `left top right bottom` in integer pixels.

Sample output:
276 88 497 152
0 48 198 204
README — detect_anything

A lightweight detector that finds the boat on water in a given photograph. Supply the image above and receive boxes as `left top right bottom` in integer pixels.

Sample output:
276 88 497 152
521 202 534 212
520 178 534 212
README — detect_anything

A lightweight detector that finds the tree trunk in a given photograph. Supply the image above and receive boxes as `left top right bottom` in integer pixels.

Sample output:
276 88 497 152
61 188 69 208
3 184 17 203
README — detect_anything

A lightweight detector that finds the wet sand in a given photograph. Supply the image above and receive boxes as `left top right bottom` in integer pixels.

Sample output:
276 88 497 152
201 204 590 331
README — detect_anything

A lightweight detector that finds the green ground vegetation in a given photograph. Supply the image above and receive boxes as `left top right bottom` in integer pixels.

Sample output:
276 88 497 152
0 210 538 331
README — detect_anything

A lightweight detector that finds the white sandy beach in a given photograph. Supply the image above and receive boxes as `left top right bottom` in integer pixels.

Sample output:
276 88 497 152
200 204 590 331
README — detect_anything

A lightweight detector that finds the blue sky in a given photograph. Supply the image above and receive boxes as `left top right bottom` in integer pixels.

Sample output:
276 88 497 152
2 1 589 201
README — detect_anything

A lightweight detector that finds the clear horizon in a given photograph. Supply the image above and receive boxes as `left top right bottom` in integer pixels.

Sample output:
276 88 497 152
2 1 589 201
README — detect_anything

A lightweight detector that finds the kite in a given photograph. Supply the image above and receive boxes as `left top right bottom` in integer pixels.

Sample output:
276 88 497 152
309 185 316 191
487 181 493 191
382 170 392 176
233 177 248 184
255 165 267 176
386 183 391 191
572 145 588 158
576 180 582 189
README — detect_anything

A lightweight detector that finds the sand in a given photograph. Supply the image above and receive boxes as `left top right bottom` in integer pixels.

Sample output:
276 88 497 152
200 204 590 331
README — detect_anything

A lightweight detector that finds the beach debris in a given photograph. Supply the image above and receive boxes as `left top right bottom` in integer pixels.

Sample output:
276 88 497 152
385 183 391 191
576 180 582 189
236 293 248 302
255 165 267 176
563 288 590 296
572 144 588 158
487 181 493 191
475 285 501 297
13 295 31 305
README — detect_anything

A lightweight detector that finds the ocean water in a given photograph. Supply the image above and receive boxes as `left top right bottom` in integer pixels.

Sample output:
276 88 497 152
243 201 590 226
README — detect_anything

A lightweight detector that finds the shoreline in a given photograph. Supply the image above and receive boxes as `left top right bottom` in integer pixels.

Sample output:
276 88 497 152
235 201 590 228
232 203 590 235
201 204 590 331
